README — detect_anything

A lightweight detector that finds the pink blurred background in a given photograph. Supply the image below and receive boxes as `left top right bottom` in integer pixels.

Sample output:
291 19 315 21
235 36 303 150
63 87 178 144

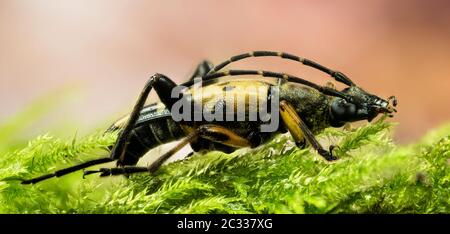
0 0 449 143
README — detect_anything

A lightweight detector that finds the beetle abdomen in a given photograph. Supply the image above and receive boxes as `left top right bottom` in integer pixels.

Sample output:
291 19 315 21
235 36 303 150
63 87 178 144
109 102 185 165
121 117 185 165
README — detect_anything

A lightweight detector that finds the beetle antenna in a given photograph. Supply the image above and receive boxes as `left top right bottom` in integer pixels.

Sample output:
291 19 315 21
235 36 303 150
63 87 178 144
202 69 351 101
207 51 355 86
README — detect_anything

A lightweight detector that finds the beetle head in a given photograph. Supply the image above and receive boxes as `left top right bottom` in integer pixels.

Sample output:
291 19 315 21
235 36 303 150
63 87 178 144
330 86 397 126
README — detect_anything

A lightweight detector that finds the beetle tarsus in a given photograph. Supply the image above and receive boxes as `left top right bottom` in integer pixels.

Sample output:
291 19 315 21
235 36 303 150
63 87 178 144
318 148 338 161
83 170 102 178
327 145 339 161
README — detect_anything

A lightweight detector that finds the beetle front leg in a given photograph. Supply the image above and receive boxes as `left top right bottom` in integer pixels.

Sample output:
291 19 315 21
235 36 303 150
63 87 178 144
280 100 337 161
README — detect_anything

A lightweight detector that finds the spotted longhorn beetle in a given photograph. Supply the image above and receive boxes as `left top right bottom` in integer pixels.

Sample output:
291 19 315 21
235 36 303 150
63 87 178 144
22 51 397 184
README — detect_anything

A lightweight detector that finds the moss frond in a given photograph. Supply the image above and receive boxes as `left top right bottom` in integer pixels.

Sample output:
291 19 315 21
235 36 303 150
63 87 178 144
0 116 449 214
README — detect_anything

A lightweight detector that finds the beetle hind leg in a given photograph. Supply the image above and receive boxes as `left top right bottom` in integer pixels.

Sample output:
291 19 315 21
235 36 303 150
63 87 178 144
21 157 114 184
21 73 181 184
86 124 251 177
190 138 237 154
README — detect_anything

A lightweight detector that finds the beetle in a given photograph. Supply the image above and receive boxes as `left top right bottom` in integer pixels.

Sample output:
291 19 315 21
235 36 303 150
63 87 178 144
21 51 397 184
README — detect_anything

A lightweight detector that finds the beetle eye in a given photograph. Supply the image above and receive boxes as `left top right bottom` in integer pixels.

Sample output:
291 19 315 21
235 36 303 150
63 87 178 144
330 99 357 122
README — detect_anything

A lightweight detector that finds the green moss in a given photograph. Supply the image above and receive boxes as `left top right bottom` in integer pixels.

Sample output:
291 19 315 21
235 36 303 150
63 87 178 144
0 115 449 213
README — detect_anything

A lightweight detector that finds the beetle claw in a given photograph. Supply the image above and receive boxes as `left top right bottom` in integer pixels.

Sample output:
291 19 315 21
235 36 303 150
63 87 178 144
327 145 339 161
318 148 338 161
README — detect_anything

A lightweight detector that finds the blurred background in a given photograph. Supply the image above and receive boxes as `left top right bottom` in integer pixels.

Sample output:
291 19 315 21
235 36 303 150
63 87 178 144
0 0 449 144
